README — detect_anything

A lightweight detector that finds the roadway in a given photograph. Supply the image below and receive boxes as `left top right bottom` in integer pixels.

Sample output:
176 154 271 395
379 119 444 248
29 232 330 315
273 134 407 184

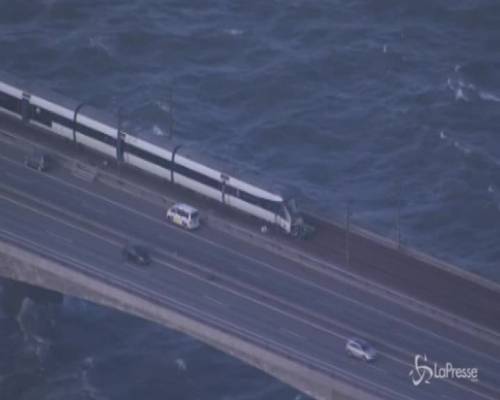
1 112 499 337
0 124 499 399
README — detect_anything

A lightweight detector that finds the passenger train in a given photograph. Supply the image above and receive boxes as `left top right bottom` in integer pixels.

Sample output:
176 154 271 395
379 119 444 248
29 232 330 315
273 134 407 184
0 74 305 236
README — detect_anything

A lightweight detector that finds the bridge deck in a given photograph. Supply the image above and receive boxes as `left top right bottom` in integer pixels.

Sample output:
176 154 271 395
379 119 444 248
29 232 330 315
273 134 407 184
1 112 498 335
1 112 500 400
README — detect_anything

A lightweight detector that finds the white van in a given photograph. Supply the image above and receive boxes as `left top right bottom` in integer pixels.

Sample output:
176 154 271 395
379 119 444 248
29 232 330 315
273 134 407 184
166 203 200 230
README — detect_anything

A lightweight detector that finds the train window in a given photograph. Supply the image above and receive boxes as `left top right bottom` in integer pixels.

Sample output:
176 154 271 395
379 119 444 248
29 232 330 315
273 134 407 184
174 163 219 190
0 92 20 113
261 199 282 215
125 143 172 169
223 184 237 197
238 191 268 208
21 97 31 121
237 190 254 204
237 189 282 215
30 106 74 130
31 106 54 127
53 113 72 128
77 123 116 146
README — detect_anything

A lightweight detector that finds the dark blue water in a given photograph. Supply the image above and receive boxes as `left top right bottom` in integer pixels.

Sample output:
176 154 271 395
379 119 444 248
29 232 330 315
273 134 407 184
1 1 500 398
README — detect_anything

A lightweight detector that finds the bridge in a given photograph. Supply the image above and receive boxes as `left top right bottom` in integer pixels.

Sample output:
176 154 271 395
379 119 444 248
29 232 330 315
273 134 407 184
1 111 500 400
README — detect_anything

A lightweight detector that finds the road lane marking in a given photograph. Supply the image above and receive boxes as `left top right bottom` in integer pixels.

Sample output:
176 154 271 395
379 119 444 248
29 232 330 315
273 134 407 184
279 328 305 340
0 228 417 400
238 266 261 277
0 183 498 399
2 128 500 361
4 170 34 184
0 158 498 398
369 363 389 375
203 295 227 307
80 200 107 215
46 230 74 244
0 229 119 273
1 199 494 400
3 145 500 356
25 163 493 368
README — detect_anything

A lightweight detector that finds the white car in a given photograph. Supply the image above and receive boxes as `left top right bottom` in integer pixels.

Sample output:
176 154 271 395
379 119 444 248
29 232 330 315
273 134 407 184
345 338 377 362
166 203 200 230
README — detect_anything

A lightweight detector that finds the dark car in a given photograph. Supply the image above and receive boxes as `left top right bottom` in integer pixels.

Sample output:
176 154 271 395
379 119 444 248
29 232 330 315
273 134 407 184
122 244 151 266
25 152 49 172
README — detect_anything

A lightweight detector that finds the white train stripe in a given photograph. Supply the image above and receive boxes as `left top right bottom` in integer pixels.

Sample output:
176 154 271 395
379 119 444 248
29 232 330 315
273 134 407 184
0 76 294 234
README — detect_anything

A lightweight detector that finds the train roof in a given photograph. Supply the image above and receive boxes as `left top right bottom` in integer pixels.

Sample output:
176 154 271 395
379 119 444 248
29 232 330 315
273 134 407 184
121 119 287 200
0 71 118 131
152 135 287 199
0 71 290 201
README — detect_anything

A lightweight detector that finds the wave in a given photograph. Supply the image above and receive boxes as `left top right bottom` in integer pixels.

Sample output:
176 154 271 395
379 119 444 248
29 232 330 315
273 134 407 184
175 357 187 371
446 77 475 102
81 357 108 400
479 91 500 102
88 36 113 57
447 77 500 104
448 63 500 104
155 100 171 114
152 124 167 136
223 28 245 36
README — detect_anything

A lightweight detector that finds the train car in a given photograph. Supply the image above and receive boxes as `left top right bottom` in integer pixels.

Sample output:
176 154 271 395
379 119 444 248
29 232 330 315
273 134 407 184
0 73 306 236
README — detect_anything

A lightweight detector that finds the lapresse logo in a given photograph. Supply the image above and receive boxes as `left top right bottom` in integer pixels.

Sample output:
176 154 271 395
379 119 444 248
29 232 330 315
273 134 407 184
409 354 479 386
